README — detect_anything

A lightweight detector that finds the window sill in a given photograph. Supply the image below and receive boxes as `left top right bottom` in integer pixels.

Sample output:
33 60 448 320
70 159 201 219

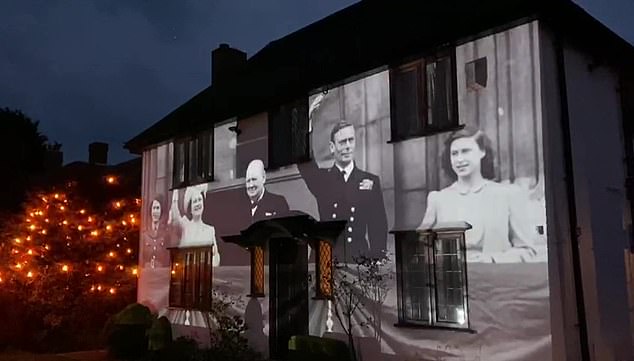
393 322 476 334
387 124 465 144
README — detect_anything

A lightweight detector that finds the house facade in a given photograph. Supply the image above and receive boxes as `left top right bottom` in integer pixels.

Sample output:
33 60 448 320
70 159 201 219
126 1 634 360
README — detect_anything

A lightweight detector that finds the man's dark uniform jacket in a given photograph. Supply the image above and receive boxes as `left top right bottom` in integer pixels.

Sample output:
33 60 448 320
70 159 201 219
299 161 388 263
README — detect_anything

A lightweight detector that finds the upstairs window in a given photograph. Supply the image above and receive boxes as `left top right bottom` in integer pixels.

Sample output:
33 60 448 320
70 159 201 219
390 49 458 141
394 224 471 330
172 130 214 188
268 98 310 169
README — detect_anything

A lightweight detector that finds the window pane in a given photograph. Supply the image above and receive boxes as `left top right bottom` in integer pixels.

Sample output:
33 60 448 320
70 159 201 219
214 121 237 182
426 56 454 130
188 139 199 184
433 235 466 325
198 132 213 180
391 66 422 139
173 142 186 186
183 251 195 307
400 232 431 323
198 249 212 309
290 100 309 162
169 250 184 307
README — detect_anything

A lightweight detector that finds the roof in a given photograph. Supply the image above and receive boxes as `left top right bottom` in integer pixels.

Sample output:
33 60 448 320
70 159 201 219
125 0 634 153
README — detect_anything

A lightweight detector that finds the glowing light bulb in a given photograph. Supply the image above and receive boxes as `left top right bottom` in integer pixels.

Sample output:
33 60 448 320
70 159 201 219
171 270 176 275
26 236 31 241
15 263 22 269
78 225 83 231
62 220 68 225
26 271 33 278
121 220 127 226
109 288 116 294
88 217 93 223
41 229 47 235
97 265 104 272
54 194 59 199
15 238 21 244
27 249 33 255
126 248 132 254
118 265 124 270
90 286 95 291
115 201 122 209
97 285 102 291
29 225 35 231
106 176 116 184
108 252 115 257
91 230 99 237
59 206 65 211
106 225 112 231
132 269 138 275
80 209 86 215
62 265 69 272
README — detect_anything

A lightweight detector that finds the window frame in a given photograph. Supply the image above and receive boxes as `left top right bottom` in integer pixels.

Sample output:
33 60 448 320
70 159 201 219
168 246 214 310
171 130 214 189
393 227 473 332
267 97 311 170
389 47 461 143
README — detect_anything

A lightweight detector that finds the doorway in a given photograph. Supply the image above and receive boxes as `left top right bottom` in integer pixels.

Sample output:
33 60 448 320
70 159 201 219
268 237 309 359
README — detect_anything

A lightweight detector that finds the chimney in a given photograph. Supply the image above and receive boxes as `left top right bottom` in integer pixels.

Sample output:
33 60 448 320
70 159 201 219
89 142 108 165
211 43 247 88
44 143 63 170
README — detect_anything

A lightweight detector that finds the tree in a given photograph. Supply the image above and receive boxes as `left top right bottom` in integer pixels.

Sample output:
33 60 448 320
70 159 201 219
0 108 50 213
330 252 393 361
0 180 139 351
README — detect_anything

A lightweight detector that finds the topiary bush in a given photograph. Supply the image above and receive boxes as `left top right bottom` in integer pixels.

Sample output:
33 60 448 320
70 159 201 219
105 303 153 360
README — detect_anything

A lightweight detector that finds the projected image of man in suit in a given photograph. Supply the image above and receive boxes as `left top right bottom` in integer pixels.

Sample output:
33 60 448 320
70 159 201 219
245 159 290 223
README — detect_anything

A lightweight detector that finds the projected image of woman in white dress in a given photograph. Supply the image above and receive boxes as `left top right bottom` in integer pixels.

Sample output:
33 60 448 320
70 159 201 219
418 126 538 263
169 184 220 266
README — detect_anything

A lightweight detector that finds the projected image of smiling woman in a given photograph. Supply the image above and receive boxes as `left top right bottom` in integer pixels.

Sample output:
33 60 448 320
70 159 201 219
418 126 537 263
169 184 220 266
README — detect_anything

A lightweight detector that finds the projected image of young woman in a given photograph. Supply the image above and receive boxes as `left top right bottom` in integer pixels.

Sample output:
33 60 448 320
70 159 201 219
143 193 170 268
169 184 220 266
418 126 537 263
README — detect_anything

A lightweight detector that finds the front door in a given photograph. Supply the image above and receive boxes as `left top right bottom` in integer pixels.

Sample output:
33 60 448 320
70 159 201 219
269 237 308 359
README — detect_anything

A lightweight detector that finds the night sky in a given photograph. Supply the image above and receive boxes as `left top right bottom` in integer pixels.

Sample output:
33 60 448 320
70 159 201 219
1 0 633 164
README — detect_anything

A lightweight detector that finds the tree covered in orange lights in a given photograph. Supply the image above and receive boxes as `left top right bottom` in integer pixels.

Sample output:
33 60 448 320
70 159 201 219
0 178 139 351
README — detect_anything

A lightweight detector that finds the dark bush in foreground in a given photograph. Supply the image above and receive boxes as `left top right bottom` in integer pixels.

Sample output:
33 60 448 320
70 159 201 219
105 303 153 360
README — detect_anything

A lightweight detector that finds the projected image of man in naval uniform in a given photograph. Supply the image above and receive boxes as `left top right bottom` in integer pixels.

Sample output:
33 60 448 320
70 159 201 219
299 119 388 263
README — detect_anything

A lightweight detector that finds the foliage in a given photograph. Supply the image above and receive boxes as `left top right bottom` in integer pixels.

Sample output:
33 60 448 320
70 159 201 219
330 251 393 361
0 182 139 351
147 316 173 352
202 291 266 361
287 335 351 361
0 108 51 213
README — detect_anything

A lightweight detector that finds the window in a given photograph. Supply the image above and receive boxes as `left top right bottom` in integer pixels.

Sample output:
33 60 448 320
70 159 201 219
172 130 214 188
390 49 458 141
169 247 213 310
268 98 310 169
394 225 470 330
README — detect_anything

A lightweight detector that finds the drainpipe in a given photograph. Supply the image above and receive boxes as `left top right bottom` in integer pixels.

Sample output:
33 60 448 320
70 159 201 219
553 28 591 361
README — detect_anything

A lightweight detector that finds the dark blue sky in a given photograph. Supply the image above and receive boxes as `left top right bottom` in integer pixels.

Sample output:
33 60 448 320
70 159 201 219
1 0 633 164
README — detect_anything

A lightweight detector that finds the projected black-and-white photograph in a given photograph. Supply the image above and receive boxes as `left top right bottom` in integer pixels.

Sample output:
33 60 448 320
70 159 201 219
299 112 388 262
142 193 170 268
169 183 220 267
138 21 551 361
244 159 290 223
